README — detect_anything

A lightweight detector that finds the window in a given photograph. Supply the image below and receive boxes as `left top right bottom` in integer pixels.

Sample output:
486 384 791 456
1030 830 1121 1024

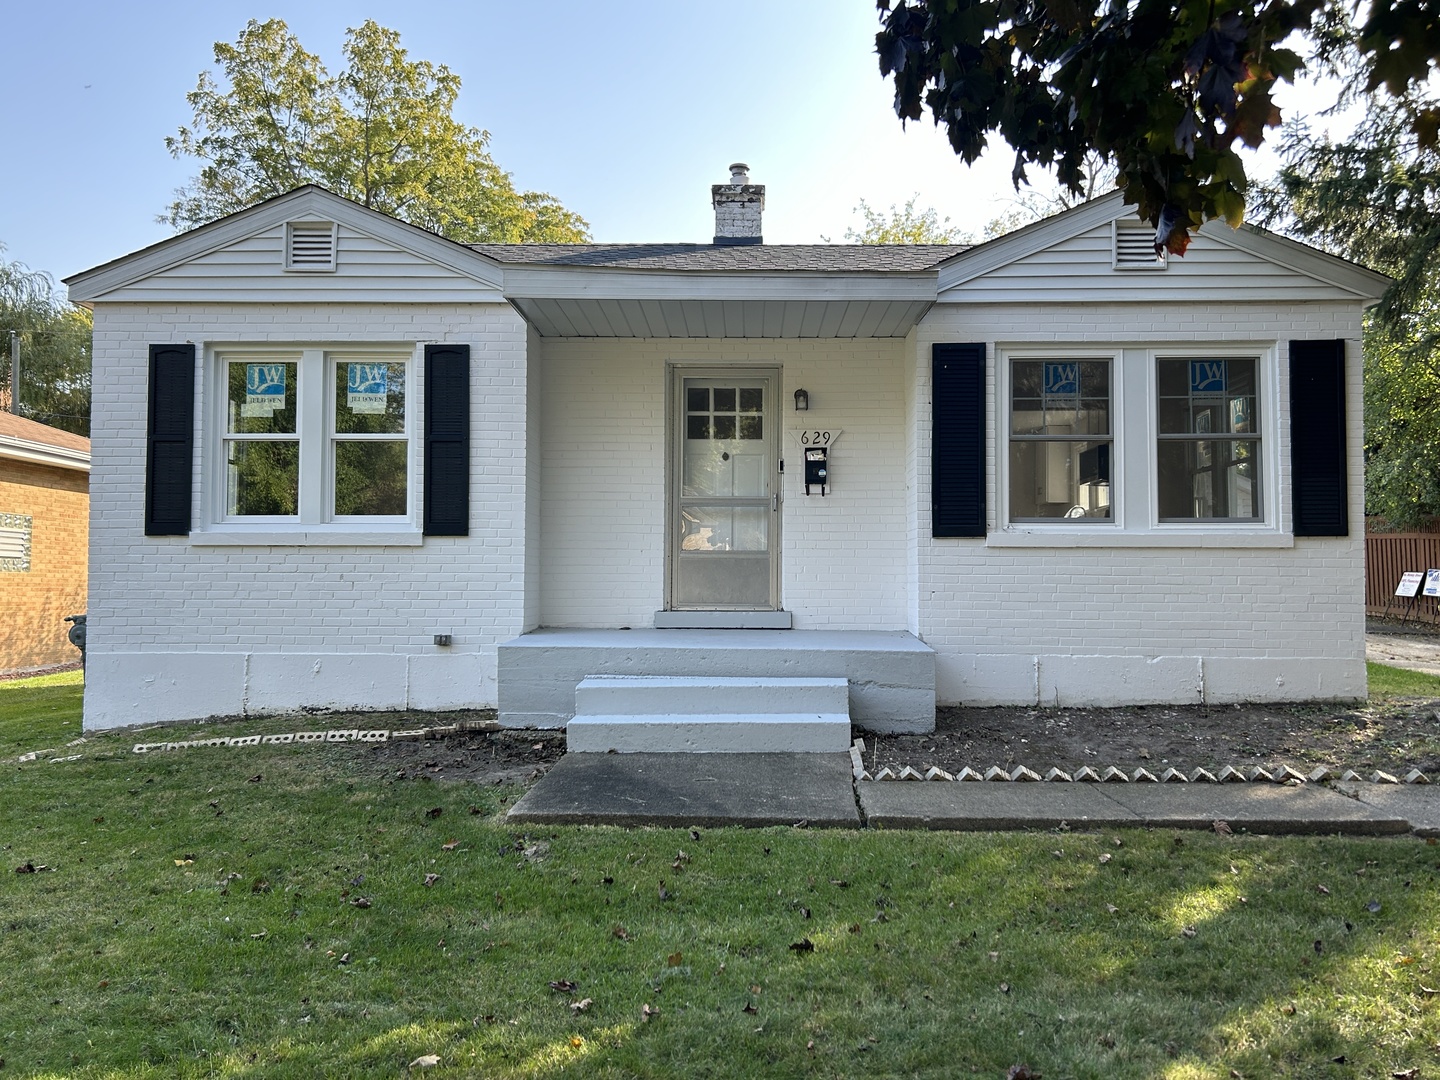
1008 357 1112 521
216 348 412 524
1156 357 1261 522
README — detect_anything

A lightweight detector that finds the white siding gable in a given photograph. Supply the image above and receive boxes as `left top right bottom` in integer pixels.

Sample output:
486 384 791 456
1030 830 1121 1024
87 222 503 304
940 219 1371 304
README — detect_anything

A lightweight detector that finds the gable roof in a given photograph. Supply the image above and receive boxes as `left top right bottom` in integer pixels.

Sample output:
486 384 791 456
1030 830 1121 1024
64 186 505 304
0 412 90 472
936 190 1392 301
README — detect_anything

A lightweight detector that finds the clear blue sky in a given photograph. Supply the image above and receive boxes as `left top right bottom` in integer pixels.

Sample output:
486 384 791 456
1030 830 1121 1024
1 1 1338 292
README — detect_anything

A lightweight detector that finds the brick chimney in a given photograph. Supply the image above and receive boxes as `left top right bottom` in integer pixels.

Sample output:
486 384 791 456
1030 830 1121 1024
712 163 764 246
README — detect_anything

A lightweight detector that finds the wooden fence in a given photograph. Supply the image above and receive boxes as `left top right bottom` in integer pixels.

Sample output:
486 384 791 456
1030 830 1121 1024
1366 531 1440 616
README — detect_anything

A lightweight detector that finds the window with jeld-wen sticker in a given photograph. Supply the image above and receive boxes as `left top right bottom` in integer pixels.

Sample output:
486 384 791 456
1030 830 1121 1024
219 349 411 522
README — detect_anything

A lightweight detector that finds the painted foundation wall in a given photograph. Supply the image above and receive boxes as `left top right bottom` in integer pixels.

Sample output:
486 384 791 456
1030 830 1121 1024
83 303 530 730
534 337 911 631
912 300 1369 706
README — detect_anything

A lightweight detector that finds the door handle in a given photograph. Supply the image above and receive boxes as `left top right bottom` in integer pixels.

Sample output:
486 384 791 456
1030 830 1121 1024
772 493 779 512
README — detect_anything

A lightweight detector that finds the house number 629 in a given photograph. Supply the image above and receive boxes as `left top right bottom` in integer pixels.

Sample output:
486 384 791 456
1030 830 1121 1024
800 430 832 445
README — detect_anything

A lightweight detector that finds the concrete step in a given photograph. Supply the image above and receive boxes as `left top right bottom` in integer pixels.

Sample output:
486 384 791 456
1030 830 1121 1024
574 675 850 717
567 675 851 753
498 628 935 733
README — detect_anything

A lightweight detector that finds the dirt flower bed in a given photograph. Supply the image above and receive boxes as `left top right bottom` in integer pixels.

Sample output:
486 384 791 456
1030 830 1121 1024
858 699 1440 779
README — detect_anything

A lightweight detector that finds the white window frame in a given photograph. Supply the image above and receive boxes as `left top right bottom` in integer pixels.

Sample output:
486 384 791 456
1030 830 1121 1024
1148 345 1279 535
998 347 1123 531
193 344 422 546
990 342 1289 548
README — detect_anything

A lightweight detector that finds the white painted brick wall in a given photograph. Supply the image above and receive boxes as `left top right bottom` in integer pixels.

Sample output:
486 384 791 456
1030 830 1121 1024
911 300 1368 704
85 303 531 728
536 337 910 630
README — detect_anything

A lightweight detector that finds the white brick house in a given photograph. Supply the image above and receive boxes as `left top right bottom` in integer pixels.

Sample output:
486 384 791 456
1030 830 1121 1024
65 168 1388 734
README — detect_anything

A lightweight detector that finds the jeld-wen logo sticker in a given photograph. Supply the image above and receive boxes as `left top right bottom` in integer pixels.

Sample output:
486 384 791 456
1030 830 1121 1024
1190 360 1228 400
242 364 287 417
1042 361 1079 406
347 363 389 415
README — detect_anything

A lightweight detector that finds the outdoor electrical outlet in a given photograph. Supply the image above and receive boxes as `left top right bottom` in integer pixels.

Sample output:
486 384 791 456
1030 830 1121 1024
433 634 452 646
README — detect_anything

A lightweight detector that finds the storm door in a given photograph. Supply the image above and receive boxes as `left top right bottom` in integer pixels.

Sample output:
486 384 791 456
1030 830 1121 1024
669 368 779 610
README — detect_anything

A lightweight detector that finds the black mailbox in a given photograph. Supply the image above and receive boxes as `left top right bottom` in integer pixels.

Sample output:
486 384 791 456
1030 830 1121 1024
804 447 828 496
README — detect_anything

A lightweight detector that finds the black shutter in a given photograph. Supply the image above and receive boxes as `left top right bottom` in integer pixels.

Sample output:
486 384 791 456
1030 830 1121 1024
424 343 470 536
145 344 196 536
1289 339 1349 537
932 343 986 537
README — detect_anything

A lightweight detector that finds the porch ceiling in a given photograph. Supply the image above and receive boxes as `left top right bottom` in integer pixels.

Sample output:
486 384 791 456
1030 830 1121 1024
511 297 935 338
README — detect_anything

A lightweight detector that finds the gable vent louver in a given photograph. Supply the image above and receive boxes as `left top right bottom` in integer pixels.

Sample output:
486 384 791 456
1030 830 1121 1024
1113 217 1167 270
285 221 337 271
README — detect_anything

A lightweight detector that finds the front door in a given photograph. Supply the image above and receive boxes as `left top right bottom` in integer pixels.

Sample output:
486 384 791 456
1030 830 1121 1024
669 368 779 610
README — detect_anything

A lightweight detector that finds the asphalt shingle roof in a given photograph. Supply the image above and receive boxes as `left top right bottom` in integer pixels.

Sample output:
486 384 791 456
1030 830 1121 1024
0 412 90 455
469 243 970 272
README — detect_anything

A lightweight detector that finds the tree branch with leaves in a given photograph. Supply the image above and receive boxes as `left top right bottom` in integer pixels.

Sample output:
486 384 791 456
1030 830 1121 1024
164 19 589 243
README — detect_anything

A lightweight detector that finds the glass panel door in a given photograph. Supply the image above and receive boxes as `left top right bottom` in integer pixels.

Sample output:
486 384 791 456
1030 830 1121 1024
672 372 777 609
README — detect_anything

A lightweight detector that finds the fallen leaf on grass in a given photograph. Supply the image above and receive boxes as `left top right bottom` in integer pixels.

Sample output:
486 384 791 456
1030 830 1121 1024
612 925 631 941
569 998 592 1014
173 859 193 867
749 984 761 995
250 929 268 940
1393 1070 1419 1080
1007 1067 1041 1080
1280 1002 1296 1015
350 897 372 908
657 881 670 901
1213 819 1233 837
441 839 460 851
1106 904 1119 914
247 774 263 783
570 1035 583 1047
667 951 683 967
1368 899 1383 914
789 938 815 953
1318 884 1331 895
1314 939 1324 953
1098 853 1112 864
742 1002 758 1015
999 982 1011 993
640 1003 658 1022
408 1054 440 1069
338 952 351 964
425 807 443 819
1181 925 1197 939
15 862 55 873
548 980 578 993
423 874 440 887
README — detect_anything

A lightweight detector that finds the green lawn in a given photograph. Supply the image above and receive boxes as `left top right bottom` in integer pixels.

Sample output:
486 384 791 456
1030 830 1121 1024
1367 659 1440 699
1 671 1437 1078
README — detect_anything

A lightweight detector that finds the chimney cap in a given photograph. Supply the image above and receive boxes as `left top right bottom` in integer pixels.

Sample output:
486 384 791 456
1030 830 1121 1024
728 163 750 183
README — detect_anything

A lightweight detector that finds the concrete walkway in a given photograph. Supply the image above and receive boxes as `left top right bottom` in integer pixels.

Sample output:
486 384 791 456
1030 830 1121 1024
507 753 1440 836
1366 631 1440 677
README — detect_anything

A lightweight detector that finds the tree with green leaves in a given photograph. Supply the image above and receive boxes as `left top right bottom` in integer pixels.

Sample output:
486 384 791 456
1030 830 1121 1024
874 0 1436 255
1254 77 1440 528
166 19 589 243
0 247 92 437
836 195 971 243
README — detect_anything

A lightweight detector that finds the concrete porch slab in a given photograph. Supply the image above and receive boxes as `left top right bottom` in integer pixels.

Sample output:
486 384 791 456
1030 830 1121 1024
505 752 861 828
498 628 935 732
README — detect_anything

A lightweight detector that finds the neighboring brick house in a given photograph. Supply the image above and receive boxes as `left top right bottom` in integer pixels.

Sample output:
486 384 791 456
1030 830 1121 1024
0 412 90 673
64 169 1388 733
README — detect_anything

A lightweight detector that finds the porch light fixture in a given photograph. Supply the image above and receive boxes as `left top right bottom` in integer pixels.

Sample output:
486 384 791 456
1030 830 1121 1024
794 388 810 412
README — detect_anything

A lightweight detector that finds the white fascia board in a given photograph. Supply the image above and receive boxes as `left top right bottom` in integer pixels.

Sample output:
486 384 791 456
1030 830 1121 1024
0 437 90 472
501 267 939 303
936 191 1130 292
1196 219 1392 301
65 186 505 303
